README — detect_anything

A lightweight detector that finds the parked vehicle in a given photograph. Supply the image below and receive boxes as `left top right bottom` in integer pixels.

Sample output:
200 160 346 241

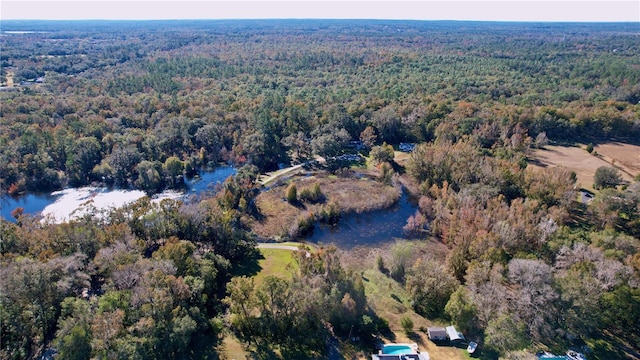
467 342 478 354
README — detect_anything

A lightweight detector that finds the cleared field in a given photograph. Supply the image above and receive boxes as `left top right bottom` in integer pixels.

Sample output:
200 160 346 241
530 143 640 190
252 247 298 285
252 242 314 285
594 142 640 179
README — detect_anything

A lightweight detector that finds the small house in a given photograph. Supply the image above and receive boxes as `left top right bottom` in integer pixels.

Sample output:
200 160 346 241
427 327 447 341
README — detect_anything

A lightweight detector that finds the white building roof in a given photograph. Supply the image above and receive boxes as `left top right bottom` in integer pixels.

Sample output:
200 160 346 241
446 325 462 341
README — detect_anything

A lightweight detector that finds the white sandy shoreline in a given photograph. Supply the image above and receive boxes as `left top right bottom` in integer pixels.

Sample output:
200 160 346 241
41 187 183 223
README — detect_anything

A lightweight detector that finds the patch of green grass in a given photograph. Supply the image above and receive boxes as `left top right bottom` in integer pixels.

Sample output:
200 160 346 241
460 348 499 360
361 268 423 330
253 248 299 285
219 333 249 360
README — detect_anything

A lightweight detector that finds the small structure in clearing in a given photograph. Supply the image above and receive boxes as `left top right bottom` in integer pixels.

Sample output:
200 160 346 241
427 327 448 342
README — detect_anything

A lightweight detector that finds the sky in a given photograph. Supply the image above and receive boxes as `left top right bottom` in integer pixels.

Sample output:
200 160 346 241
1 0 639 22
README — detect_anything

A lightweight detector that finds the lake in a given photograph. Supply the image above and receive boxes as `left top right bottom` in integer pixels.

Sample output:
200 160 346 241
2 167 419 251
1 192 60 221
184 165 237 195
0 165 237 222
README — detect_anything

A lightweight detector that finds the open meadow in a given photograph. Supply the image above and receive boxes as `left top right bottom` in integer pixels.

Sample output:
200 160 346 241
530 142 640 190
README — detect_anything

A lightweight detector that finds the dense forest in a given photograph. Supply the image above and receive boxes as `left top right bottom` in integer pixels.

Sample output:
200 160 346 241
1 20 639 194
1 20 639 360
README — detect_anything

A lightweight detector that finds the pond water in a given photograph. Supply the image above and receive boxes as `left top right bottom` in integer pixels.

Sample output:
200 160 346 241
0 165 237 222
2 166 418 250
306 189 419 249
1 192 60 221
184 165 237 195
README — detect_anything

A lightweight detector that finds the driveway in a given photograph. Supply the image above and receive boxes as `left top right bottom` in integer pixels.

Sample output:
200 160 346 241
256 243 302 251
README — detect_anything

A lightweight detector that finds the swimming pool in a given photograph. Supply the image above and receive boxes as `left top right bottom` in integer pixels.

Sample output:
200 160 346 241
382 344 416 355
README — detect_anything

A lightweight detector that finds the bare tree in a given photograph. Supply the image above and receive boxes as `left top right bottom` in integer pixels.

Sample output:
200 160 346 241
508 259 559 341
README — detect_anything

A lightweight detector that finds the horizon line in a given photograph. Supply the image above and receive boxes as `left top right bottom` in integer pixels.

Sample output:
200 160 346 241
2 18 639 23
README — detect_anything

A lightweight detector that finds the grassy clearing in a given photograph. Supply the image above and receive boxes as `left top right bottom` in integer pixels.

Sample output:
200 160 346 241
393 150 412 167
253 241 314 287
530 143 640 191
253 247 299 285
593 142 640 179
219 333 249 360
531 144 613 191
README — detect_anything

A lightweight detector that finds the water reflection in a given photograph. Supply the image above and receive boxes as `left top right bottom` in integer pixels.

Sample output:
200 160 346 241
1 165 237 222
1 192 60 221
185 165 237 195
306 190 419 249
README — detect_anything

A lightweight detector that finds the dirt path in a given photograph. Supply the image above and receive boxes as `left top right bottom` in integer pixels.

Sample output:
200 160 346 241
256 243 301 251
6 71 14 87
258 164 305 186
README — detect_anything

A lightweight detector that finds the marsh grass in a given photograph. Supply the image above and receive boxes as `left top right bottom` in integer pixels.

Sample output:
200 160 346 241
251 173 401 239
